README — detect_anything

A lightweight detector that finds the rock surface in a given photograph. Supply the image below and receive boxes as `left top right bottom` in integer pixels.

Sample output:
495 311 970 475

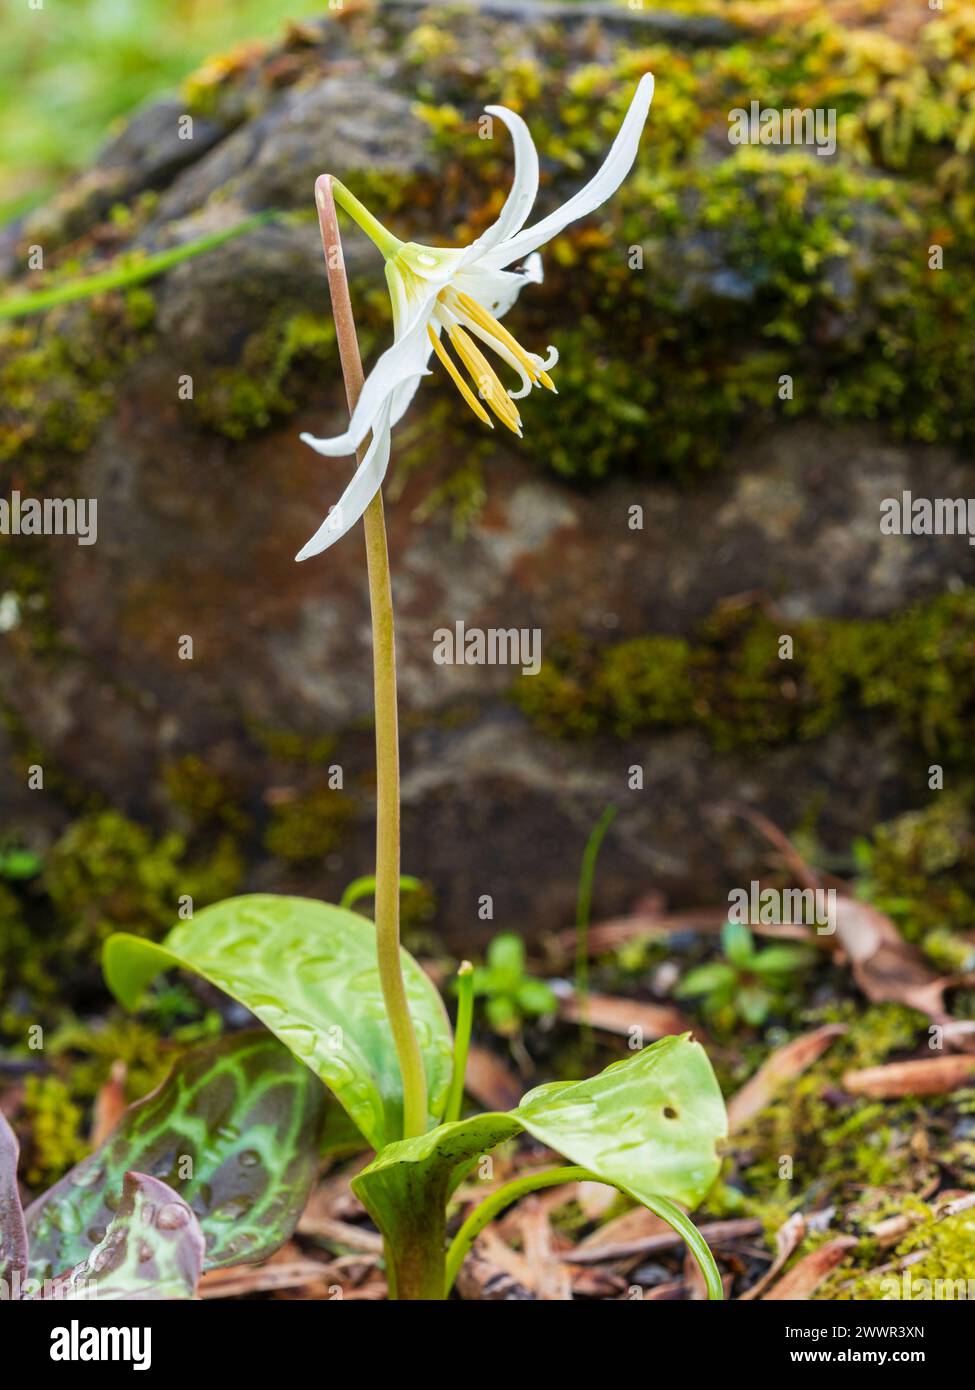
1 1 971 948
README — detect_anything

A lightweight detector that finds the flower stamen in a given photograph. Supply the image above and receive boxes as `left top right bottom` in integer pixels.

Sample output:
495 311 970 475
426 326 494 429
447 324 523 435
452 290 557 392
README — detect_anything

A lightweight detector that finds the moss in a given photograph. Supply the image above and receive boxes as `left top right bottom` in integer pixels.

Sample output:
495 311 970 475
731 1003 938 1210
21 1074 88 1190
0 290 155 475
822 1203 975 1301
515 590 975 763
0 881 55 1000
263 786 355 863
194 308 336 440
246 721 337 767
854 797 975 958
162 754 250 835
45 809 242 951
49 1011 221 1105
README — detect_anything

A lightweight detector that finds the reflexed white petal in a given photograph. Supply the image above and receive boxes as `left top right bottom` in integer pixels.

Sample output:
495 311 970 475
457 105 540 269
299 289 438 457
296 402 393 560
478 73 655 272
453 257 541 322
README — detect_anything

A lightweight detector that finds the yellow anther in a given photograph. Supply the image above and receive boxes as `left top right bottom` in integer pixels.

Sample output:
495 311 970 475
452 290 557 392
427 326 493 428
448 325 523 435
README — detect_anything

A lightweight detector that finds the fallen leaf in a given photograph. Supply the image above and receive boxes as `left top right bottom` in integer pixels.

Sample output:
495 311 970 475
457 1227 536 1301
559 992 693 1041
842 1055 975 1098
565 1218 760 1265
727 1024 847 1133
727 805 956 1024
464 1044 523 1111
89 1060 127 1148
739 1212 805 1300
833 896 953 1019
762 1237 856 1300
199 1259 343 1299
518 1196 572 1300
296 1212 383 1253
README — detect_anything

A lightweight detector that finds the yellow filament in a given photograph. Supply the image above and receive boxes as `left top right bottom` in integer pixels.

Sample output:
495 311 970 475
448 325 522 433
427 326 493 428
453 290 557 392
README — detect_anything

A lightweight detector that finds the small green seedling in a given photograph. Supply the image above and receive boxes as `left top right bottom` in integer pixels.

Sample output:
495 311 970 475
676 920 813 1028
0 845 42 881
471 931 558 1037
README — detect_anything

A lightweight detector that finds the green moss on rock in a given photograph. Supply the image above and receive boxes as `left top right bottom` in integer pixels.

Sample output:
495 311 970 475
0 291 155 476
45 809 242 950
263 786 355 863
515 590 975 761
21 1074 88 1190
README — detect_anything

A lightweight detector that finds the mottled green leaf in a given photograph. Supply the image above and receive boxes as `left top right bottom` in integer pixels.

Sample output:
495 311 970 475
45 1173 204 1301
0 1110 28 1288
25 1030 324 1281
103 894 453 1149
353 1034 726 1297
514 1034 726 1209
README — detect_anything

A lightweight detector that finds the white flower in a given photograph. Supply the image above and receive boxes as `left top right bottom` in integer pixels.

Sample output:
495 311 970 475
297 73 655 560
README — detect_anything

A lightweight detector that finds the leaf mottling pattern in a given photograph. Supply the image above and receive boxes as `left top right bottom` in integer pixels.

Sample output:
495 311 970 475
48 1172 205 1301
25 1031 325 1281
103 894 454 1148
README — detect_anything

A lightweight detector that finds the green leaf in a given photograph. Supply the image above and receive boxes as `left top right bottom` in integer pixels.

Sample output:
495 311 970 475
103 894 454 1148
44 1173 204 1301
515 977 558 1017
721 920 755 966
750 944 813 977
339 874 422 912
0 846 42 880
353 1034 726 1297
675 962 737 997
486 932 525 985
353 1113 522 1298
485 995 519 1035
738 985 772 1026
0 1110 28 1288
25 1030 325 1281
514 1035 726 1209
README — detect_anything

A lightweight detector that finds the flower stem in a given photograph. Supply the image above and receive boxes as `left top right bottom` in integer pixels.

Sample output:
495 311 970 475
330 177 403 260
315 175 427 1140
444 961 474 1124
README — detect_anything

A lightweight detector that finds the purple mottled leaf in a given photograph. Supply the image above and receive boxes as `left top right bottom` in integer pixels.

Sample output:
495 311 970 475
44 1172 204 1301
0 1109 28 1293
26 1030 325 1281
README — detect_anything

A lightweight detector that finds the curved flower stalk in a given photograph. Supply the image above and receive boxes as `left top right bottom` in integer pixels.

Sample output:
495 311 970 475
297 72 655 561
